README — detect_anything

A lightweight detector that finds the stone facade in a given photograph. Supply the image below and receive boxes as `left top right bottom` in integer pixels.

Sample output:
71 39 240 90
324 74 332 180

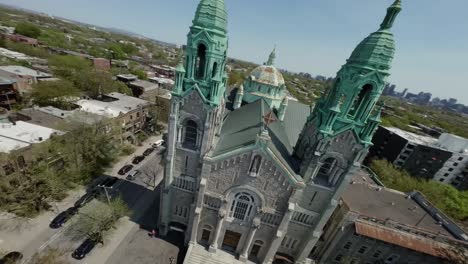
159 1 405 264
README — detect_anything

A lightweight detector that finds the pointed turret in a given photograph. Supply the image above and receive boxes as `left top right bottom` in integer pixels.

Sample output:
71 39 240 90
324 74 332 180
380 0 402 30
193 0 228 33
348 0 402 71
266 47 276 66
234 84 244 109
278 96 288 121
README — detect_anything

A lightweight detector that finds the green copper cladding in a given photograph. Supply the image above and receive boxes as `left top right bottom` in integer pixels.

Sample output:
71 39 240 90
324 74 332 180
310 1 402 145
193 0 228 33
176 0 229 106
380 0 402 30
266 47 276 66
348 0 402 72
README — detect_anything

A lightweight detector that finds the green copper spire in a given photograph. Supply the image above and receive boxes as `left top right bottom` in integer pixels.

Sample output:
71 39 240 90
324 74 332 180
266 47 276 66
380 0 402 30
347 0 402 71
193 0 228 33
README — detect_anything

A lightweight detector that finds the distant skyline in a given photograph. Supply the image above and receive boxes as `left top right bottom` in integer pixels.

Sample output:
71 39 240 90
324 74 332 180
1 0 467 104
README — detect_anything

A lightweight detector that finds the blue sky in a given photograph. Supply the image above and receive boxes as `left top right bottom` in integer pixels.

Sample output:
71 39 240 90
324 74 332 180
1 0 467 104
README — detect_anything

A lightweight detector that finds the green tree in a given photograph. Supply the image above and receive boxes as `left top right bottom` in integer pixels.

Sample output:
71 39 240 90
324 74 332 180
0 35 5 48
15 22 41 38
74 70 131 97
120 43 138 55
49 55 91 79
30 79 80 108
108 43 126 60
370 159 468 223
228 71 246 86
69 197 130 243
129 68 147 80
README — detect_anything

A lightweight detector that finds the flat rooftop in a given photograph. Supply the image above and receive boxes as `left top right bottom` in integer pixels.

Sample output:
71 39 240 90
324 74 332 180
0 121 63 153
76 93 152 118
0 65 52 78
385 126 438 146
343 175 452 238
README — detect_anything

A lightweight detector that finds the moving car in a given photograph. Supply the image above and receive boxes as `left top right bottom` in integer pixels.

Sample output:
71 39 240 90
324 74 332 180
132 155 145 165
98 177 119 188
74 189 99 208
118 165 133 175
71 238 97 260
49 207 78 229
126 170 140 181
152 139 164 148
143 147 154 156
0 252 23 264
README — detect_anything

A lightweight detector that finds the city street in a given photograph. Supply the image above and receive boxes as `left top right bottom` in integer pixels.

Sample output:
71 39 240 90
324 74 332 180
0 134 174 264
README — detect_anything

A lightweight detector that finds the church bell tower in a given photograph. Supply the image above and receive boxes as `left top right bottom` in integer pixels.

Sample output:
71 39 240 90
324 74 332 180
293 1 402 261
159 0 229 236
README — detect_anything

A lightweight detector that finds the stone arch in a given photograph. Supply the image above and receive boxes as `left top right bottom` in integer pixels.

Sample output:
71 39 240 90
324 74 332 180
313 152 347 187
225 185 265 215
179 116 203 150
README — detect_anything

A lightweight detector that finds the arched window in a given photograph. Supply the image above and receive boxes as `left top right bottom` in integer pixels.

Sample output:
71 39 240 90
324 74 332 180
315 158 337 185
348 84 373 117
212 62 218 78
183 120 198 149
195 44 207 80
230 192 255 221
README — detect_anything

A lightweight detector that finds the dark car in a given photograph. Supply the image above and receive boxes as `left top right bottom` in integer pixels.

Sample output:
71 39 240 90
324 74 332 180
118 165 134 175
98 177 119 188
71 238 97 260
49 207 78 229
132 155 145 165
143 147 154 156
74 190 99 208
0 252 23 264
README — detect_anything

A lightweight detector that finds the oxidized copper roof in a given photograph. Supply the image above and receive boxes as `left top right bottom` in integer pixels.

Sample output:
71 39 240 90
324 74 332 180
250 65 285 87
355 220 451 258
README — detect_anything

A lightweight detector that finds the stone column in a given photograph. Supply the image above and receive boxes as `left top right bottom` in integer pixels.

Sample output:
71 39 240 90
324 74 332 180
239 217 261 262
187 178 207 243
264 203 295 264
209 208 226 253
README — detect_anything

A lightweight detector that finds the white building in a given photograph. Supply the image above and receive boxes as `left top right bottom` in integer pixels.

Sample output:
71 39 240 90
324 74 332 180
0 121 63 153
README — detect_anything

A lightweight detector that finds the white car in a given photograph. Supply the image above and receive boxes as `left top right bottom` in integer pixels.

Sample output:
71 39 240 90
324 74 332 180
152 139 164 148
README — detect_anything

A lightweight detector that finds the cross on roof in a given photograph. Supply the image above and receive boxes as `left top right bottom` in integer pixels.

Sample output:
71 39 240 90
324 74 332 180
263 111 276 130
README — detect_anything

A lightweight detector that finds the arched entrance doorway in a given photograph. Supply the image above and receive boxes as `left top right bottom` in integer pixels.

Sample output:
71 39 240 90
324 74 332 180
273 253 295 264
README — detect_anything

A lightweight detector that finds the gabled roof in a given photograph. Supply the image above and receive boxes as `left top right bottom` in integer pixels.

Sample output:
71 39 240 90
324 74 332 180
212 99 303 173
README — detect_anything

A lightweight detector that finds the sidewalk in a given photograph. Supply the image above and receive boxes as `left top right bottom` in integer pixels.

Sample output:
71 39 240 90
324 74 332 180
0 187 85 254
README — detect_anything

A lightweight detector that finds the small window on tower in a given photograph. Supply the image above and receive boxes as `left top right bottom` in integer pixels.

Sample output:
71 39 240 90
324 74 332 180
195 44 207 80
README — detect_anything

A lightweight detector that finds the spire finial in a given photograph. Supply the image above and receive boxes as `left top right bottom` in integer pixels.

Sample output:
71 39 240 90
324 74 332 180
380 0 402 30
266 46 276 66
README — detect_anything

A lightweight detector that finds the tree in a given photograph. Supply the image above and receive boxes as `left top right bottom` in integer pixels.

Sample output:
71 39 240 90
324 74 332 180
49 55 91 79
0 35 5 48
370 159 468 223
68 197 130 243
30 247 67 264
15 22 41 38
140 158 163 188
30 79 80 108
108 43 126 60
228 71 245 86
73 70 131 97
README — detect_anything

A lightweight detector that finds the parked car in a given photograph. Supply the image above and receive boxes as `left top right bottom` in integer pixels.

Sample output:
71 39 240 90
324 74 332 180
126 170 140 181
71 238 97 260
118 164 133 175
132 155 145 165
0 252 23 264
143 147 154 156
152 139 164 148
49 207 78 229
98 177 119 188
74 190 99 208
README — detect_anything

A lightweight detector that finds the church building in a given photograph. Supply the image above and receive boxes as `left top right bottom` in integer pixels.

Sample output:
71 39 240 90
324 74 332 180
159 0 403 263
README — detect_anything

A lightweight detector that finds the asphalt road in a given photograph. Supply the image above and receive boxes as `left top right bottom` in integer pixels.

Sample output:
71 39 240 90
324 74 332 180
16 135 166 264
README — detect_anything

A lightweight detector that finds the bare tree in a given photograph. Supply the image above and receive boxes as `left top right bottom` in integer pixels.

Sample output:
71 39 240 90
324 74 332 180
140 158 163 188
30 247 68 264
